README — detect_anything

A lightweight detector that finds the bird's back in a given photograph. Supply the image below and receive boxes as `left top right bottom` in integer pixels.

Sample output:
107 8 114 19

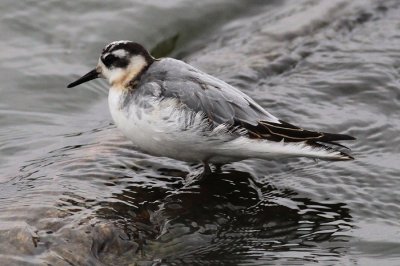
136 58 281 126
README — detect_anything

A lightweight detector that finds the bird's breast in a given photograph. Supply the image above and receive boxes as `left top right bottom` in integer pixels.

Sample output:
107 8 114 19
108 88 160 151
107 87 218 161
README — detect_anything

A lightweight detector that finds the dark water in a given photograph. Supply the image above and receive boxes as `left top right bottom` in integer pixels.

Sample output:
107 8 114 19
1 0 400 265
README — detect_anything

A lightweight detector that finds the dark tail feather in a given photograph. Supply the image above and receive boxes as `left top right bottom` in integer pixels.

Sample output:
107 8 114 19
318 132 356 142
255 120 356 160
321 140 352 150
308 141 354 160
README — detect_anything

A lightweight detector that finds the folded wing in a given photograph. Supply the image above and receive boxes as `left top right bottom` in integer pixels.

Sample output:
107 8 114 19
140 58 355 159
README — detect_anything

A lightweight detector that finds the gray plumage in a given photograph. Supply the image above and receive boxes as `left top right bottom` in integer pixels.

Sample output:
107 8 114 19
130 58 280 127
67 41 355 166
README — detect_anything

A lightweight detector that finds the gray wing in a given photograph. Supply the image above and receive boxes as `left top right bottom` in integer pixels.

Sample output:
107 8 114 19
131 58 355 161
139 58 279 127
138 58 355 145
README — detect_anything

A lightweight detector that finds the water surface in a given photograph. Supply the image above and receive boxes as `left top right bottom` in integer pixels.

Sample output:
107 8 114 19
1 0 400 265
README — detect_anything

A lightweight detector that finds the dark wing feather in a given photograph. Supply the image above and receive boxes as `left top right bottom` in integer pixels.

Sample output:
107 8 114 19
243 120 355 142
239 119 355 150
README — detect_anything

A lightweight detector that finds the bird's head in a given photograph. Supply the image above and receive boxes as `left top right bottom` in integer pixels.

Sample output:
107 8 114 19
67 41 154 88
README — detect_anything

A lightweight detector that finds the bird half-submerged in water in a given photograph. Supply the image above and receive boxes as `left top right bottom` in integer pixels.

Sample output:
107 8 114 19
68 41 355 178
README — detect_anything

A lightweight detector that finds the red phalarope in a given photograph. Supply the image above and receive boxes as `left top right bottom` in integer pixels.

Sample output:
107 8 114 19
68 41 355 178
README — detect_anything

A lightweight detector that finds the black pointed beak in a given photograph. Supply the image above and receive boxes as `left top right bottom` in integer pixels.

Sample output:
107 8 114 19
67 69 99 88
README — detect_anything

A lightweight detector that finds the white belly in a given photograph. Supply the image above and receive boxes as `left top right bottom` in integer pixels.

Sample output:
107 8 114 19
108 88 223 162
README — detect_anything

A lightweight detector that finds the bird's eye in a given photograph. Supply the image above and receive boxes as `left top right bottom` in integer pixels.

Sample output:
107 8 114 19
102 54 117 67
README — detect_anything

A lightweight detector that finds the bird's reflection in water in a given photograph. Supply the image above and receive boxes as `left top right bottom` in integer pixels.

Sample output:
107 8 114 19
95 167 352 264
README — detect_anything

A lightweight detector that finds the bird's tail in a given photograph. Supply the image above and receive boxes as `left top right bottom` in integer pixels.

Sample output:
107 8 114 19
303 140 354 160
238 120 355 161
218 136 354 161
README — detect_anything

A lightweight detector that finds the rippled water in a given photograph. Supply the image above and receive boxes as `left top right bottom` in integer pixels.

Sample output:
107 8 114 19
1 0 400 265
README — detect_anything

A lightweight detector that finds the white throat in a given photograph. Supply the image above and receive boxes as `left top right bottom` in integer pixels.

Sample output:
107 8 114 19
101 55 148 88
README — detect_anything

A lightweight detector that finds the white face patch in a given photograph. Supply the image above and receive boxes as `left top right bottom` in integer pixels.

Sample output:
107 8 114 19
97 55 147 87
112 49 129 58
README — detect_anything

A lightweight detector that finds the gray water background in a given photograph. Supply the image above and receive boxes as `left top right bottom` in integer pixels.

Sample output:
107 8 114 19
1 0 400 265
